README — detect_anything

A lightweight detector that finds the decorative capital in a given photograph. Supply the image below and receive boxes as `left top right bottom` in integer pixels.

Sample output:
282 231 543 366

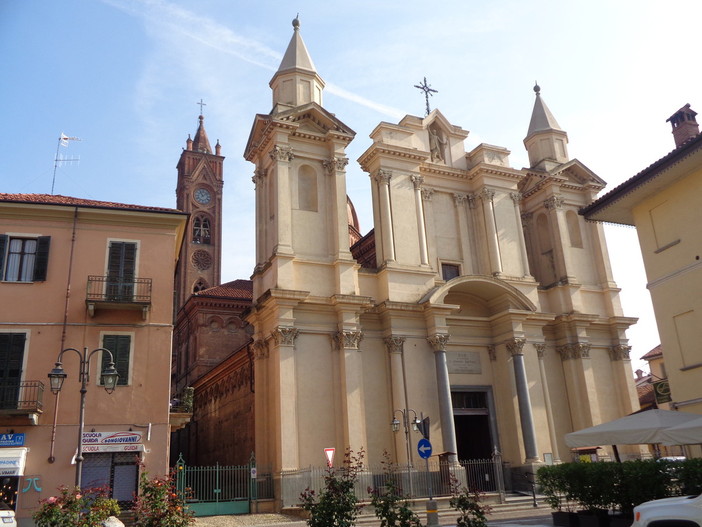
467 194 478 209
410 174 424 190
544 195 564 210
421 187 434 201
427 334 450 352
480 188 495 202
252 168 268 188
520 211 533 228
488 345 497 362
272 326 299 346
535 343 547 359
269 145 295 162
510 192 523 204
453 193 467 206
384 335 405 354
506 337 527 356
252 339 269 360
557 342 591 360
609 344 631 361
323 156 349 175
334 330 364 350
375 169 392 185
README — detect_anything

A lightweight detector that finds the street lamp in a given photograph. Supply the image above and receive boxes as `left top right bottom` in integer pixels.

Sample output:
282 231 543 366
391 409 421 466
48 347 119 488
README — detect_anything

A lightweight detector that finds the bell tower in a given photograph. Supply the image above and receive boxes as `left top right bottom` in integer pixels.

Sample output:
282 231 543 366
175 113 224 311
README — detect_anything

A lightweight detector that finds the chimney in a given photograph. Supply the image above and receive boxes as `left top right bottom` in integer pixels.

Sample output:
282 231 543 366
666 103 699 147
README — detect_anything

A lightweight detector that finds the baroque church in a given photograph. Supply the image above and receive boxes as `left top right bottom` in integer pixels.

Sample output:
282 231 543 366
171 17 639 500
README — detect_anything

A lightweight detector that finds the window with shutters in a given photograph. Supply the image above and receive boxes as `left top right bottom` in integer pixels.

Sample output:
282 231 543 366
0 235 50 282
101 334 132 386
0 333 26 409
106 241 137 302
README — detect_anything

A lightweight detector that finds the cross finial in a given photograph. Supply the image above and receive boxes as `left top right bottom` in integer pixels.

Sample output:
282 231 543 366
197 98 207 116
414 77 438 116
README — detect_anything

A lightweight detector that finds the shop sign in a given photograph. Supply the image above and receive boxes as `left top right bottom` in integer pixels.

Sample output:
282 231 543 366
82 431 143 445
0 433 24 447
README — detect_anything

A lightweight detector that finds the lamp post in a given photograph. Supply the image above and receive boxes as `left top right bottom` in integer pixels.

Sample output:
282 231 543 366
391 408 421 496
48 347 119 488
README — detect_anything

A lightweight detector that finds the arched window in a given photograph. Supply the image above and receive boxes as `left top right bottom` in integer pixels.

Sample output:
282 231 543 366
193 216 211 244
297 165 318 211
193 279 208 293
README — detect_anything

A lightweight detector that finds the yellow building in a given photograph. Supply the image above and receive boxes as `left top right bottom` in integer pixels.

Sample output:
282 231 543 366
0 194 186 523
582 104 702 415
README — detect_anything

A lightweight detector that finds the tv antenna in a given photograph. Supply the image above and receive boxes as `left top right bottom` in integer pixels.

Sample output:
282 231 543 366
52 133 81 195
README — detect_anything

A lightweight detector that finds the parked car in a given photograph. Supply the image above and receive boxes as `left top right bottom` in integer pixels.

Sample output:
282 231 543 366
0 502 16 527
632 493 702 527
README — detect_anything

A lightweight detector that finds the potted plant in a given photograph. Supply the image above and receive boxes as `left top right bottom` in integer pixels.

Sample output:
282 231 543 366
537 465 578 527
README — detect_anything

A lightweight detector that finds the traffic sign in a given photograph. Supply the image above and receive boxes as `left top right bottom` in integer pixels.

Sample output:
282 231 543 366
324 448 335 467
417 438 432 459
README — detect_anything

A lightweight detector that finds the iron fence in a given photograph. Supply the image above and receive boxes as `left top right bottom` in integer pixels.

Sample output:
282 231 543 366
0 380 44 412
280 456 505 508
86 275 152 303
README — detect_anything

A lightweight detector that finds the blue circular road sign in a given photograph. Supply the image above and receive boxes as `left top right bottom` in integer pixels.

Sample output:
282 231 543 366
417 438 432 459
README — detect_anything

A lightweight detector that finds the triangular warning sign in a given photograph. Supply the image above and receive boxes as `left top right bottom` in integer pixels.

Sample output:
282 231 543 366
324 448 335 467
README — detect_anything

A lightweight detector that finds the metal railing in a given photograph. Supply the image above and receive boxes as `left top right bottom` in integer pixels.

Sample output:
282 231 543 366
280 457 505 508
86 276 152 304
0 380 44 413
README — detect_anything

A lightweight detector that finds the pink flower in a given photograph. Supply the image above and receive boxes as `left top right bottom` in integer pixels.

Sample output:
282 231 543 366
47 496 57 504
75 494 82 500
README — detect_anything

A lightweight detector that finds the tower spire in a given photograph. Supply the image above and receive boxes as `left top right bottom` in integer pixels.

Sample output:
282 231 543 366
524 83 569 169
192 115 212 154
269 16 325 111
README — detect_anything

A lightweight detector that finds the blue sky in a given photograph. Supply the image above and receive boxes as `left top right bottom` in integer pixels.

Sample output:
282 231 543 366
3 0 701 371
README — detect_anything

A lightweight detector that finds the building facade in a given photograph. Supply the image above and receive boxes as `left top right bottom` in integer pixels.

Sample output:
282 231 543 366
0 194 186 524
582 104 702 417
241 18 640 502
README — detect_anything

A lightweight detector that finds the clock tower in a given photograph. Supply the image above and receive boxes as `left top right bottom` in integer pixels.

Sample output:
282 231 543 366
175 113 224 311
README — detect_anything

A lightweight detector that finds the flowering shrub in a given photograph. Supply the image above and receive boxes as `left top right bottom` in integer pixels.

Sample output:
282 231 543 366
132 470 194 527
448 475 490 527
368 451 422 527
33 485 120 527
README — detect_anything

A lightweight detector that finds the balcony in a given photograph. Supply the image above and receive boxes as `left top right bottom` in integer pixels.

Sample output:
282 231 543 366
0 381 43 425
86 275 152 319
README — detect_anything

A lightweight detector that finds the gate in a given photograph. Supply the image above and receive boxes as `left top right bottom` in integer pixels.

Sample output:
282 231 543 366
175 454 257 516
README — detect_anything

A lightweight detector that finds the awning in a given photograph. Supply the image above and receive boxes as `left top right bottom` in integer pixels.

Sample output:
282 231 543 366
0 447 27 476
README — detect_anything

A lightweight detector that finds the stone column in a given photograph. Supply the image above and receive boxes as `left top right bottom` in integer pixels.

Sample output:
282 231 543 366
480 188 503 275
427 333 458 463
273 326 300 469
511 192 532 278
506 338 540 462
422 188 437 268
323 156 352 259
453 194 472 274
610 344 638 416
558 342 600 429
335 330 367 454
385 336 408 464
252 168 267 267
535 343 561 463
544 195 574 284
269 145 295 256
411 175 429 265
375 170 395 262
252 339 271 468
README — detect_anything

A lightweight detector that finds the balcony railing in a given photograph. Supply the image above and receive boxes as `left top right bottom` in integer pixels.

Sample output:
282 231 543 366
86 276 152 318
0 381 44 414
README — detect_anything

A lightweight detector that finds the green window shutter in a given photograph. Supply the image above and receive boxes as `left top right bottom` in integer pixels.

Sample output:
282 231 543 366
102 335 131 386
32 236 51 281
0 235 7 281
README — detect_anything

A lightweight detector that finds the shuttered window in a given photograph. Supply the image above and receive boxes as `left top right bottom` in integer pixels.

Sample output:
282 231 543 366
101 335 131 386
0 235 50 282
106 242 136 301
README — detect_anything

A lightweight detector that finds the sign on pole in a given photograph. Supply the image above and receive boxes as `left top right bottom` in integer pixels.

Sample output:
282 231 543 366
417 438 432 459
324 448 335 467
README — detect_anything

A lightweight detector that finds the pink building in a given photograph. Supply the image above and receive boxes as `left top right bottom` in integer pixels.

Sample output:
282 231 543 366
0 194 186 524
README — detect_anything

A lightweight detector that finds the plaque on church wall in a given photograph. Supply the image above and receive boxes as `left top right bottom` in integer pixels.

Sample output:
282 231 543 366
447 351 481 374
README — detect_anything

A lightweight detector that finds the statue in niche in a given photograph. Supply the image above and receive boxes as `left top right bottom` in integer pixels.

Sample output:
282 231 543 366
429 127 447 163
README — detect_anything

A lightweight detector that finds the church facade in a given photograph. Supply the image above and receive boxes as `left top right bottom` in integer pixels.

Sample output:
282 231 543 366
240 17 640 487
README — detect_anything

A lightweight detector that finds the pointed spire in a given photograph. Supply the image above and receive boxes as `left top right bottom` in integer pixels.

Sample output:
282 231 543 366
523 83 569 169
276 15 318 75
192 115 212 154
526 82 562 138
270 16 325 110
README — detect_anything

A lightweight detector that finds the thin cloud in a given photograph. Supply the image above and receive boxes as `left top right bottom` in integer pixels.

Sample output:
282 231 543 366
101 0 405 119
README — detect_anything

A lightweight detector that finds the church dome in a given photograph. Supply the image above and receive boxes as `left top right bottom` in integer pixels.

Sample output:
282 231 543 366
347 195 361 246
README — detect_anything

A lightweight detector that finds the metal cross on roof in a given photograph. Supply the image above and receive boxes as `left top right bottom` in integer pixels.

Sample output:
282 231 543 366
197 98 207 115
414 77 438 116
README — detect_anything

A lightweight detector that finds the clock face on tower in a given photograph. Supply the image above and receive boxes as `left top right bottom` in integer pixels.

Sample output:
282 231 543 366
194 188 211 205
